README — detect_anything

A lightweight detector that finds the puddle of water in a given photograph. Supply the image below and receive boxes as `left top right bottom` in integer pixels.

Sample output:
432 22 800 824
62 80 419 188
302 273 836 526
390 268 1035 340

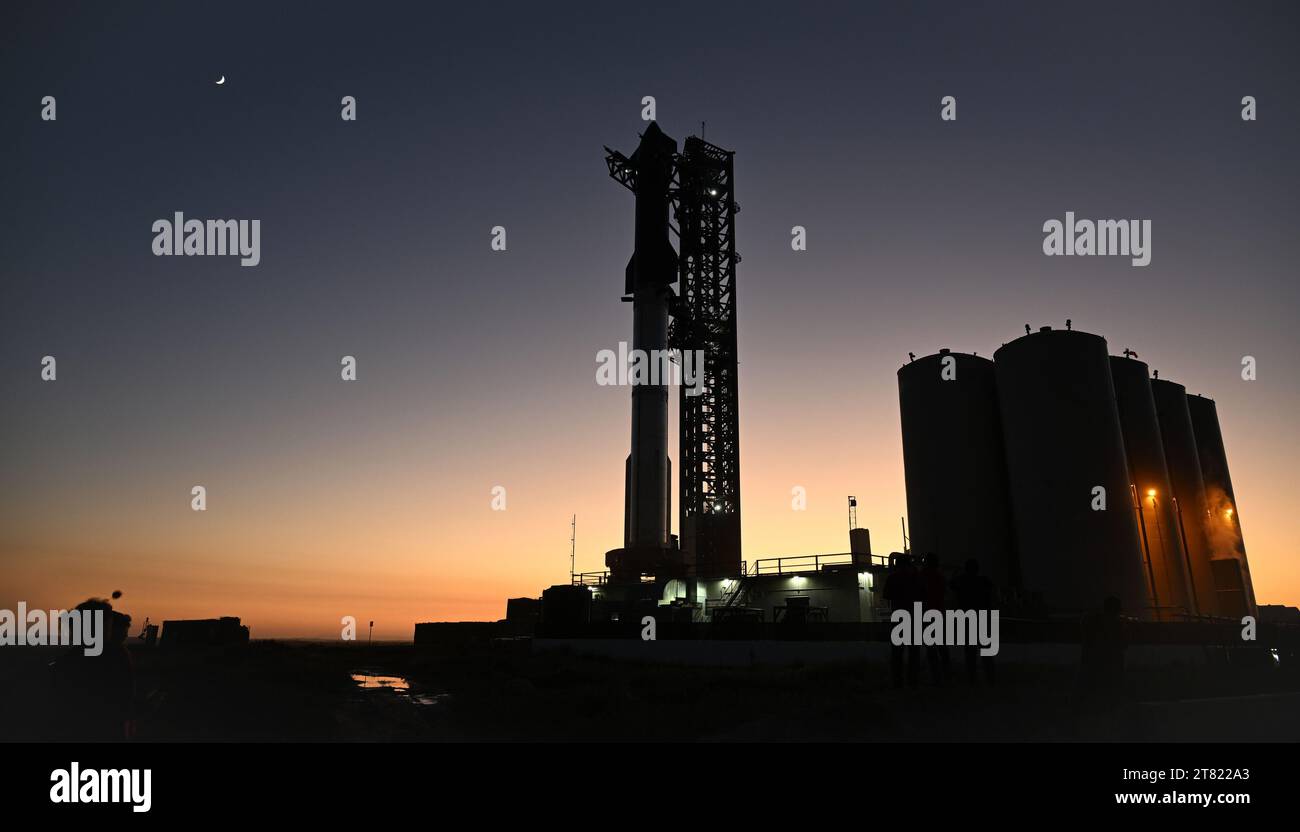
350 671 447 706
351 672 410 691
409 693 450 706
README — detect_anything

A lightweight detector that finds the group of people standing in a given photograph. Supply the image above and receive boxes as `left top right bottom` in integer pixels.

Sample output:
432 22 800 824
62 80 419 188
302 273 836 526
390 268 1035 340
882 552 997 689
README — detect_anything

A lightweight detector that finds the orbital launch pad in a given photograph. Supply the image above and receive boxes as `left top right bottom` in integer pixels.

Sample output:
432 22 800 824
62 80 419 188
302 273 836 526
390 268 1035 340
601 122 742 584
516 123 1278 648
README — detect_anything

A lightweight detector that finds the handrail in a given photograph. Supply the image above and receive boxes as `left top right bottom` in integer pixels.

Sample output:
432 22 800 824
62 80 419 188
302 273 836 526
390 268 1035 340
748 552 890 576
573 552 889 586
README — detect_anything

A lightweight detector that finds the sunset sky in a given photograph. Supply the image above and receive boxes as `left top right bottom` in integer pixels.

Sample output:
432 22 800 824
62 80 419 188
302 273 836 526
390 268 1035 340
3 1 1298 638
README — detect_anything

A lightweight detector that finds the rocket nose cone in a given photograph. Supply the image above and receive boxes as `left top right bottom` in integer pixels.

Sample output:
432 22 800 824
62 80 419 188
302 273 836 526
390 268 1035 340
636 120 678 156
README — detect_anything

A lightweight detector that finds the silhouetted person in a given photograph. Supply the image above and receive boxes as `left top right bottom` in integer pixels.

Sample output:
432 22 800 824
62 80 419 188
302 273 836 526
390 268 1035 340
884 553 923 688
922 552 951 684
49 598 135 741
1080 595 1129 704
951 558 996 685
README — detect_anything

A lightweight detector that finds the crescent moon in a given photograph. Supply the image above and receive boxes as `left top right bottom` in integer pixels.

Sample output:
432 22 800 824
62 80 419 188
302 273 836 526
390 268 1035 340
216 76 226 85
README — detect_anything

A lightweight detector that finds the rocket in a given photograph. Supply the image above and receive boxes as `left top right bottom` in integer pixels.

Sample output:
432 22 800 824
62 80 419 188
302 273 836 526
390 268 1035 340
624 121 676 553
605 122 679 577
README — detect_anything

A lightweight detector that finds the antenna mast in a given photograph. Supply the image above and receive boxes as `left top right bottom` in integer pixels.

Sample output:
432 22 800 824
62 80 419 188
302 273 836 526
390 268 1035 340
569 514 577 581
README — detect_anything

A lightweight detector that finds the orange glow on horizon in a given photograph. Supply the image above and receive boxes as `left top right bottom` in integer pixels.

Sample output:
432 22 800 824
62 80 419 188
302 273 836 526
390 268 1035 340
3 333 1298 637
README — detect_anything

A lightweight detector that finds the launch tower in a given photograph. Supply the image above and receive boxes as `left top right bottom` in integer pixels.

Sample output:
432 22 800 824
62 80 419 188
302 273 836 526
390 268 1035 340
603 123 743 581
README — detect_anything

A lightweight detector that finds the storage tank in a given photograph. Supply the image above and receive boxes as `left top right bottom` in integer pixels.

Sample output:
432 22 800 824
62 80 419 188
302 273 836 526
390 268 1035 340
1187 393 1257 616
898 349 1016 588
993 328 1147 616
1109 355 1194 618
1150 379 1216 616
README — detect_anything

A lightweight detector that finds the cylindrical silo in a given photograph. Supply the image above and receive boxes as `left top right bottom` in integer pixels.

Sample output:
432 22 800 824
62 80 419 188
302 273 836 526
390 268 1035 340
993 328 1148 616
898 349 1017 588
1150 379 1217 617
1187 393 1257 616
1109 356 1194 618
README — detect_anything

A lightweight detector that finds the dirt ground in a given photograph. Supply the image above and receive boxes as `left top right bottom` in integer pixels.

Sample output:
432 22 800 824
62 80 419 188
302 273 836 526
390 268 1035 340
2 640 1298 742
